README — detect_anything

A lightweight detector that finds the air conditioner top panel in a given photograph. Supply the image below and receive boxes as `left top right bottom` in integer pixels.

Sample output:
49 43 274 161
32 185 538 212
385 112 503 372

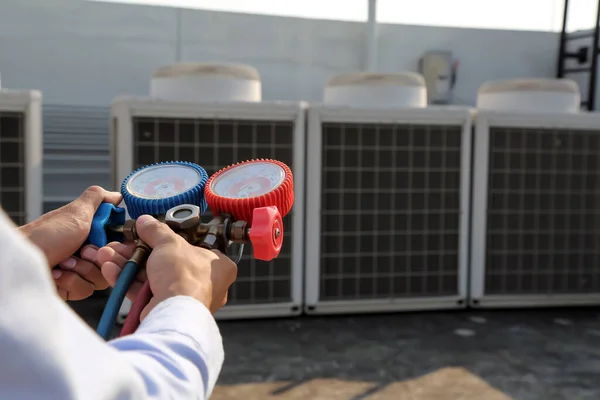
112 95 306 109
0 89 42 109
152 62 260 81
309 103 473 124
475 108 600 130
478 78 580 95
111 96 307 119
326 71 425 88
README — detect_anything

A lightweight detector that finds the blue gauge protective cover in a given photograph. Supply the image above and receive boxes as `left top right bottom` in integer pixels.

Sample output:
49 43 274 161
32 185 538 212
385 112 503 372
121 161 209 219
88 202 127 247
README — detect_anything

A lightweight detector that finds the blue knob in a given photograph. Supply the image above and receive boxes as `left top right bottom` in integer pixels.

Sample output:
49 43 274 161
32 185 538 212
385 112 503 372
121 161 209 219
88 202 127 247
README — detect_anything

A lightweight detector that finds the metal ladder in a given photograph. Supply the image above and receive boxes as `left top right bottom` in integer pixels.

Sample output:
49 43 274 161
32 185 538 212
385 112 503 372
556 0 600 110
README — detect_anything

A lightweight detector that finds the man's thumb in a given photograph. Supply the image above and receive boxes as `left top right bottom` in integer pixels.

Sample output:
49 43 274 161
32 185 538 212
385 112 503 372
135 215 178 248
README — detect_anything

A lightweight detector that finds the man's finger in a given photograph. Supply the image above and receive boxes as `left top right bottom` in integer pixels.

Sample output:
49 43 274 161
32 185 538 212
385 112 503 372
71 186 123 219
97 241 136 267
97 242 148 282
74 186 108 210
80 244 99 262
103 191 123 206
135 215 180 248
107 241 136 258
100 261 123 288
54 270 95 301
57 286 68 301
59 255 108 291
79 185 122 207
101 261 145 301
98 244 148 286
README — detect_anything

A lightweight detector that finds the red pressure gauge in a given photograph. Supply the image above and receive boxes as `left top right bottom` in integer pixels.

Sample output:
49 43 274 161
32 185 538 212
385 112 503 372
205 159 294 260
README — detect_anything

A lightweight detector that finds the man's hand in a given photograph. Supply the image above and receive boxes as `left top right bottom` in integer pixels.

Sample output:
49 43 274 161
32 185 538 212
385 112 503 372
98 215 238 319
51 245 108 301
19 186 122 300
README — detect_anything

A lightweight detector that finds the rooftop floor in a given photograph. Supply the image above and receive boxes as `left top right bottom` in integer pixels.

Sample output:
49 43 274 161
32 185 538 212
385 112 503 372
71 298 600 400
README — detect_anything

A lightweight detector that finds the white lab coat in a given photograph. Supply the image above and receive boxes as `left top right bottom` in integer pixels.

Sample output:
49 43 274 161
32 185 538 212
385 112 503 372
0 210 224 399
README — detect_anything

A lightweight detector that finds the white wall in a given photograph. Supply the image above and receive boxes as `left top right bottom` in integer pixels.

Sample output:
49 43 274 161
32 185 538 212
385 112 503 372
0 0 560 106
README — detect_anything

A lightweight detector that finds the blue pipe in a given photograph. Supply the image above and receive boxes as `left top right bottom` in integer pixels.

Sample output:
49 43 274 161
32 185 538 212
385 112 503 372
96 260 141 340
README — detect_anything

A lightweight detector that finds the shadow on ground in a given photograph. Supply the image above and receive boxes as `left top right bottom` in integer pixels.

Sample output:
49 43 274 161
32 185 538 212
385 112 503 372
71 297 600 400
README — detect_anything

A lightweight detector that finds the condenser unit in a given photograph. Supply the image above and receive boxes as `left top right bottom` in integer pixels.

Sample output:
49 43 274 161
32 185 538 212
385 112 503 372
305 72 472 315
111 63 305 320
471 78 600 307
0 89 42 225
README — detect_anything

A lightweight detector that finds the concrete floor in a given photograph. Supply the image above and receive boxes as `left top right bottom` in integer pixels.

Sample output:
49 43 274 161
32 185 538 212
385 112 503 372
72 298 600 400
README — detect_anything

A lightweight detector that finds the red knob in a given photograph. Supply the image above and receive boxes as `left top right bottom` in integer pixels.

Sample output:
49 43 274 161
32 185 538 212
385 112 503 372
204 158 294 225
249 206 283 261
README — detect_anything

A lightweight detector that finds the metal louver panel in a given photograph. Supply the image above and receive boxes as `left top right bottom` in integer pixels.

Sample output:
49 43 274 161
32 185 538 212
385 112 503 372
43 105 111 209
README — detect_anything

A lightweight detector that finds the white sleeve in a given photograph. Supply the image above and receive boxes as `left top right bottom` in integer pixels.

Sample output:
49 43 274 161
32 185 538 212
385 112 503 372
0 210 224 400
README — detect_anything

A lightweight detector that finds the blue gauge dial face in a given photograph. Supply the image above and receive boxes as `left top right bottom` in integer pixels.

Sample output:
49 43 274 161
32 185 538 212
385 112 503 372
210 162 285 199
126 164 202 199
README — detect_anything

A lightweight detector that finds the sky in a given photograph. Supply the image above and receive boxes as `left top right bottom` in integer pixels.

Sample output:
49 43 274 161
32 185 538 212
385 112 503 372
89 0 599 33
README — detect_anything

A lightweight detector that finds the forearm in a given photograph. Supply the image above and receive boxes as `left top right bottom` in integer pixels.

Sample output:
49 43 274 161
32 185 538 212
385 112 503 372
108 296 225 399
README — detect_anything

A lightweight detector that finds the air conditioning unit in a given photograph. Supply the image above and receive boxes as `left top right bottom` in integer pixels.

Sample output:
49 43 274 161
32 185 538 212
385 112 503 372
111 63 305 320
471 78 600 307
305 72 472 315
0 89 43 225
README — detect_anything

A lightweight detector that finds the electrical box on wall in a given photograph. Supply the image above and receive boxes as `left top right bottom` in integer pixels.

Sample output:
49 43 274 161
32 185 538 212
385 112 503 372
419 50 457 104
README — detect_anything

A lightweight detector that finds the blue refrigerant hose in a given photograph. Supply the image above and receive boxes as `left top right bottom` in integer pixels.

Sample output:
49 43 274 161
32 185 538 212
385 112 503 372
96 260 141 340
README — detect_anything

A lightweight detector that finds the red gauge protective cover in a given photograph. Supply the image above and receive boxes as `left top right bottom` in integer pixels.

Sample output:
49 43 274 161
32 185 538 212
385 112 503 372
204 158 294 224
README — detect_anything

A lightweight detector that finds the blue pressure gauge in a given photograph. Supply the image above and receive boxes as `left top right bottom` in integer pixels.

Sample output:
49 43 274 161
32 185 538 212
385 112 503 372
121 161 209 219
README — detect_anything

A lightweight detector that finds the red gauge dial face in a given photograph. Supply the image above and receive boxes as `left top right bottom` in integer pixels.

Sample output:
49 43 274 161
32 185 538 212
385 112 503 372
126 164 201 199
210 161 285 199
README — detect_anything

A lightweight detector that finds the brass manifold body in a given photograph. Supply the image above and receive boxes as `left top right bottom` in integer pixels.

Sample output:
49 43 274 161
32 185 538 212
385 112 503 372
108 204 253 256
